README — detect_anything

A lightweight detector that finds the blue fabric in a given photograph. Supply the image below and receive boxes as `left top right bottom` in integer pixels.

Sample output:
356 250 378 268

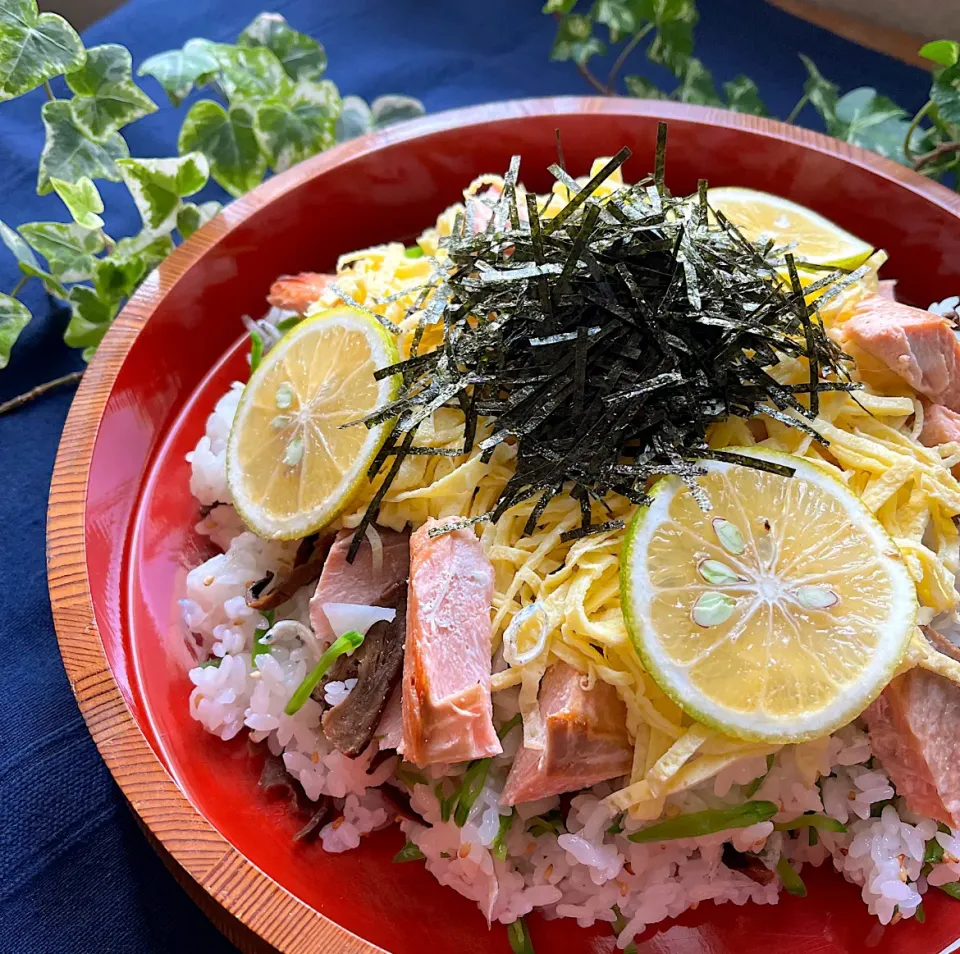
0 2 930 950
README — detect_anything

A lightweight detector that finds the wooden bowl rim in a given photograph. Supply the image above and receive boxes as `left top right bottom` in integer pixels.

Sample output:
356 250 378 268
46 96 960 954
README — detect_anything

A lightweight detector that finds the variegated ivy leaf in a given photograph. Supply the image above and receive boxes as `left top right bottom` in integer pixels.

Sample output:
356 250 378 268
92 252 149 305
238 13 327 82
65 43 157 141
335 95 372 142
177 200 221 239
117 153 210 233
64 284 118 352
0 293 31 368
50 176 104 229
18 220 104 283
0 0 85 102
215 44 291 104
37 100 129 195
178 100 265 198
138 38 220 106
254 79 339 173
114 230 174 271
370 94 425 130
0 218 40 270
19 261 68 299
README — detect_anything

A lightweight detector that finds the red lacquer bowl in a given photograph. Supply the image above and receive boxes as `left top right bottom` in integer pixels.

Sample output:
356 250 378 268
48 98 960 954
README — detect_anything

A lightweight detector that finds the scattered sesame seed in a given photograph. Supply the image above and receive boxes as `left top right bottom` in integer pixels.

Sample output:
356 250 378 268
619 881 628 897
311 751 320 764
203 575 215 586
332 816 344 829
458 843 471 859
544 864 553 880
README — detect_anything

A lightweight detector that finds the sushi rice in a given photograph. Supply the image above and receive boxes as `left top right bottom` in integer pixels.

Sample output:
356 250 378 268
180 165 960 946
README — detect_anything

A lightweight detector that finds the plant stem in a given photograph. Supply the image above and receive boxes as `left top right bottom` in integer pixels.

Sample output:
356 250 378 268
904 99 933 163
607 23 654 93
101 231 116 252
577 61 611 95
0 370 84 417
785 94 808 125
43 80 55 101
914 140 960 172
10 276 27 298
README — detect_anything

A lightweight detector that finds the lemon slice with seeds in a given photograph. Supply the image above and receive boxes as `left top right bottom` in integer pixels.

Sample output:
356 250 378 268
226 306 399 539
620 447 916 742
707 187 878 270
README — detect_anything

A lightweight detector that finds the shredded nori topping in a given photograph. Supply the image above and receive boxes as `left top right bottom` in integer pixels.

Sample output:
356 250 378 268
346 124 857 546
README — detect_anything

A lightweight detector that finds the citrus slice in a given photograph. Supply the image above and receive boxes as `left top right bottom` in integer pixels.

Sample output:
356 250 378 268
620 447 916 742
707 186 877 270
226 307 399 539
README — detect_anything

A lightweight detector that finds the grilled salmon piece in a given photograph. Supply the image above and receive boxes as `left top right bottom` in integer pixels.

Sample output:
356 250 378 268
841 297 960 411
309 527 410 646
920 403 960 448
500 661 632 806
267 272 336 314
401 519 501 766
862 632 960 829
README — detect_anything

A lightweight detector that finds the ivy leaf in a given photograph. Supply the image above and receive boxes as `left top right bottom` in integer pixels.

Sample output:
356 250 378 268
675 57 722 106
594 0 639 42
799 54 839 130
0 293 31 368
18 221 104 283
370 94 425 129
114 231 174 271
834 88 926 165
0 218 40 270
117 153 210 233
0 0 85 102
920 40 960 68
64 43 157 141
50 176 104 229
646 0 697 77
542 0 578 12
931 63 960 125
254 79 339 173
92 252 148 304
138 39 220 106
178 100 265 198
214 45 291 104
18 261 67 299
624 75 667 99
724 75 766 116
238 12 327 82
37 100 129 195
177 201 221 240
335 95 372 142
64 284 118 352
550 14 606 65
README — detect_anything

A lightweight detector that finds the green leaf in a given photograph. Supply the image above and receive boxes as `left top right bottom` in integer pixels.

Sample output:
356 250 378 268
675 57 722 106
117 153 210 233
138 39 220 106
724 75 767 116
18 220 104 282
624 75 667 99
931 63 960 125
0 293 31 368
0 218 40 270
178 100 265 198
550 14 606 65
335 94 372 142
92 252 148 304
238 12 327 82
64 283 119 351
254 79 339 172
593 0 638 42
64 44 157 141
0 0 85 102
830 87 921 165
177 200 221 239
543 0 578 12
114 230 174 271
646 0 697 77
920 40 960 68
370 94 425 129
18 261 67 299
37 100 129 195
214 44 292 104
50 176 104 229
799 54 839 130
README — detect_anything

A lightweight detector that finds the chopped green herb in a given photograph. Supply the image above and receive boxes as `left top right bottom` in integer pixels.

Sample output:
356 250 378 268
284 630 364 715
629 801 778 843
527 809 564 838
506 916 535 954
395 764 427 790
925 837 945 865
250 329 263 373
492 812 514 861
607 813 625 835
351 133 854 542
454 758 492 827
938 881 960 901
808 826 818 847
276 315 301 333
440 851 451 858
392 840 425 863
915 902 926 923
498 713 523 740
743 754 775 797
198 658 222 668
870 798 896 818
435 781 457 823
404 245 424 258
776 856 807 897
251 608 275 665
611 905 638 954
774 813 847 834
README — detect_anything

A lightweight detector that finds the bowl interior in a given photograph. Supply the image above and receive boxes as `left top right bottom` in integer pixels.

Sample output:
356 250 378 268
84 102 960 954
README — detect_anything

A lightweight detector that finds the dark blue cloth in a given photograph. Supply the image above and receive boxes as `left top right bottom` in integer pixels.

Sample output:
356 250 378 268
0 2 930 950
